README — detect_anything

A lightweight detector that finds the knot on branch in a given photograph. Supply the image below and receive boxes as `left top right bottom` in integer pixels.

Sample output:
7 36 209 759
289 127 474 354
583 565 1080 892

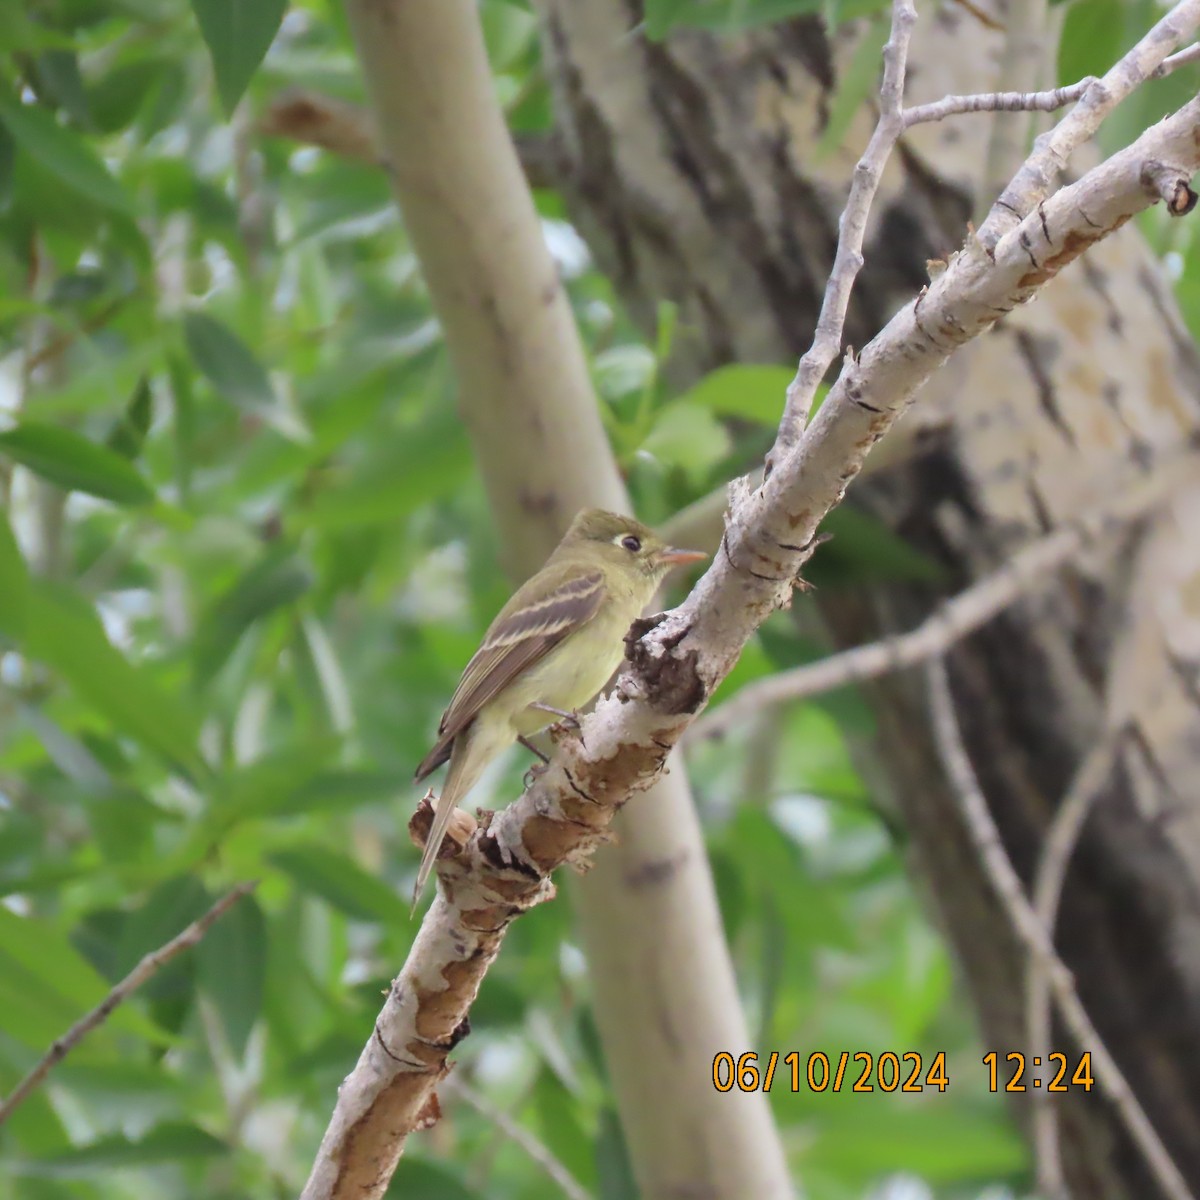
1140 159 1198 215
624 613 706 715
409 795 478 859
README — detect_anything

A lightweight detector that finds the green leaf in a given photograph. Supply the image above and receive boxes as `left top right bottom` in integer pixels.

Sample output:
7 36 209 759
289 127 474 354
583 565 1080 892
192 548 313 685
815 15 889 161
804 1100 1025 1183
269 845 408 924
36 50 92 128
0 120 13 211
809 506 943 586
88 58 169 134
182 311 276 413
1058 0 1124 89
0 907 163 1047
197 892 265 1058
596 1107 638 1200
13 1123 226 1177
105 377 153 460
300 418 471 530
641 401 732 480
191 0 287 116
22 580 203 776
0 94 129 214
0 511 30 640
675 363 793 427
0 422 155 506
384 1159 482 1200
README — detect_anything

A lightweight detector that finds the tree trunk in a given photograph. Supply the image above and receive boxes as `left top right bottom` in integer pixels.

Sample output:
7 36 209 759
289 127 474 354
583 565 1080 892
330 4 794 1198
534 2 1200 1195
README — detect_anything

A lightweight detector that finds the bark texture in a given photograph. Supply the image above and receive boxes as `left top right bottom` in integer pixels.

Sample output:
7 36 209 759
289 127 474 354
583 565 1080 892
306 4 792 1198
535 1 1200 1195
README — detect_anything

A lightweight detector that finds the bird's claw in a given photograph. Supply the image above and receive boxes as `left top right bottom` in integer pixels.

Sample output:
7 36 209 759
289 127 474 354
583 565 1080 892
523 761 549 788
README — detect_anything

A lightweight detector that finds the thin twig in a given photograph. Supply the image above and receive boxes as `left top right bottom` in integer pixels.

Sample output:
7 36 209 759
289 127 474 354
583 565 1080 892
925 661 1194 1200
979 0 1051 216
693 525 1080 741
903 80 1095 128
302 8 1200 1187
259 87 565 188
442 1076 591 1200
0 881 258 1126
773 0 918 458
1025 741 1117 1200
1156 40 1200 75
977 0 1200 249
692 460 1186 742
895 35 1200 155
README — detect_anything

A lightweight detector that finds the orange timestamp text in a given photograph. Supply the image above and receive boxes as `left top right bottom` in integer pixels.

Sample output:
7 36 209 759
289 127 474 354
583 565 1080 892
712 1051 950 1093
983 1051 1095 1092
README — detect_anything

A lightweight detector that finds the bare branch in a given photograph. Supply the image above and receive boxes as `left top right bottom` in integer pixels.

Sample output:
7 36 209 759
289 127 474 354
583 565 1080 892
907 34 1200 133
689 462 1184 741
303 0 1200 1189
259 88 381 164
979 0 1051 214
259 87 566 189
773 0 918 459
903 80 1095 129
925 662 1194 1200
0 882 258 1126
978 0 1200 250
1156 40 1200 75
442 1077 591 1200
1141 159 1200 214
1026 741 1117 1200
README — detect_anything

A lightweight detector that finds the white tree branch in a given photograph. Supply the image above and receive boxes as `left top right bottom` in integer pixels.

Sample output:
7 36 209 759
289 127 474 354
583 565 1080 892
978 0 1200 250
689 461 1187 741
904 80 1095 129
775 0 917 456
302 3 1200 1193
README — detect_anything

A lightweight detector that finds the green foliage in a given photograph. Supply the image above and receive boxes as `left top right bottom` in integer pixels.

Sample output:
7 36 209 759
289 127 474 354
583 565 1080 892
0 1 1068 1197
0 422 155 506
191 0 288 115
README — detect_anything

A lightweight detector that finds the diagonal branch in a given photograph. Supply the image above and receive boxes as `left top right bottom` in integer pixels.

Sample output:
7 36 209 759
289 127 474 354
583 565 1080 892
774 0 917 457
977 0 1200 249
688 461 1187 741
442 1076 590 1200
301 32 1200 1200
1025 739 1117 1198
0 882 257 1126
925 661 1193 1200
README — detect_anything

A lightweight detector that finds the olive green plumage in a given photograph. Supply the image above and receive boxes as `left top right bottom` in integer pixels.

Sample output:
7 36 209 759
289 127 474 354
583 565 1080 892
412 508 705 908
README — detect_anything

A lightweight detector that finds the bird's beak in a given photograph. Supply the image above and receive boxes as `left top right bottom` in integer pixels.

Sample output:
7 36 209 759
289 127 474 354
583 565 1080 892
658 546 708 566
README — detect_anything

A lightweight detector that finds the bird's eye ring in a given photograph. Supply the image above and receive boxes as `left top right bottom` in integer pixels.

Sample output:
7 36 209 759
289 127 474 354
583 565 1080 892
620 534 642 553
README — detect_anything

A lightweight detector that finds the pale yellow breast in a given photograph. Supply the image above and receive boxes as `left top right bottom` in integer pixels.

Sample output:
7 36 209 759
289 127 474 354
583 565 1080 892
503 595 642 737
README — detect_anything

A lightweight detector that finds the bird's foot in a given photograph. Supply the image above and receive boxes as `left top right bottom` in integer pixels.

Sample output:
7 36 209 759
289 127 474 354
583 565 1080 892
523 761 550 789
530 702 581 730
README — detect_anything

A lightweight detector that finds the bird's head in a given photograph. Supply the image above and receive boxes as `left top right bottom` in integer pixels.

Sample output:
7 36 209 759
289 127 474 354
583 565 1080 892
562 508 707 582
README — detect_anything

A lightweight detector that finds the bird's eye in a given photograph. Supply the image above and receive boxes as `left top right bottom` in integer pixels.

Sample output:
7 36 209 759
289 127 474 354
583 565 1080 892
620 534 642 553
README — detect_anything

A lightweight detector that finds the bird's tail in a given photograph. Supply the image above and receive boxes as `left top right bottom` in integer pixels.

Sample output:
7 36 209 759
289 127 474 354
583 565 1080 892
411 716 507 913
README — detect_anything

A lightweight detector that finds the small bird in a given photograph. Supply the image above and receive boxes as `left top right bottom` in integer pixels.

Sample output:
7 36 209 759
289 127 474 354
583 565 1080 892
412 508 706 908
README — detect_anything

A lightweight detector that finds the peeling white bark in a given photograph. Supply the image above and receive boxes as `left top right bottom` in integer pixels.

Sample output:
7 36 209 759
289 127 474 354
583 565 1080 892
302 3 1200 1181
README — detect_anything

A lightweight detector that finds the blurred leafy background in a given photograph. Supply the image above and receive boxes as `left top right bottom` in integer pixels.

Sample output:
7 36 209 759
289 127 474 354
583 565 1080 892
0 0 1192 1197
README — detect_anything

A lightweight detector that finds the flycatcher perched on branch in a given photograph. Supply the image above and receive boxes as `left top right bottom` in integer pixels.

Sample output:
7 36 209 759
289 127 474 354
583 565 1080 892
412 508 706 908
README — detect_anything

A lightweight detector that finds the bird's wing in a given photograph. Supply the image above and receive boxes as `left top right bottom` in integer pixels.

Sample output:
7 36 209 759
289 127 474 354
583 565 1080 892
414 569 606 781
